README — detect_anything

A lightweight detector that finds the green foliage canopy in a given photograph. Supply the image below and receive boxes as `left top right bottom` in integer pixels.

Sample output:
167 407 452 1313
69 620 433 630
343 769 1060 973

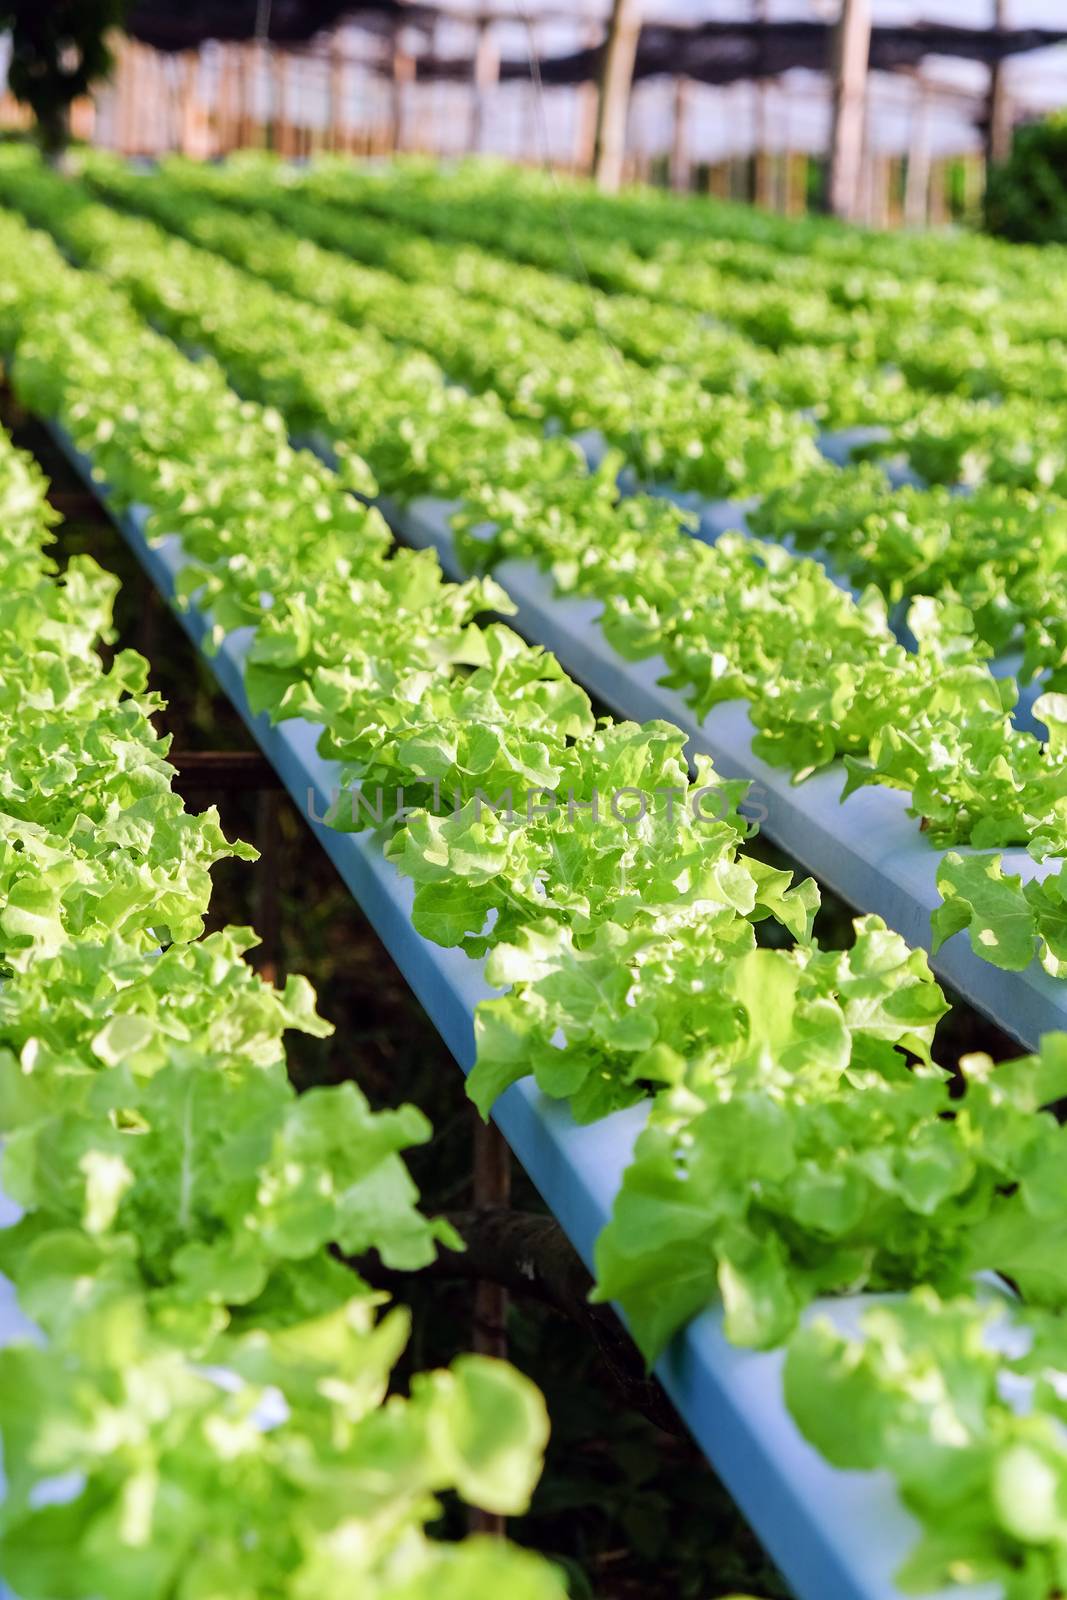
0 1 126 155
985 112 1067 245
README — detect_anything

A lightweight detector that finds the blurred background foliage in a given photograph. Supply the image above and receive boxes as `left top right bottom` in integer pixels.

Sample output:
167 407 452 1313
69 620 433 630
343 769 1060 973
985 109 1067 242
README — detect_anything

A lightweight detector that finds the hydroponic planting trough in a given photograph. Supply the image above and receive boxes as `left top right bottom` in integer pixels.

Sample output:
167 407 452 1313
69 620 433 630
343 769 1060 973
43 420 998 1600
573 423 1047 734
362 488 1062 1054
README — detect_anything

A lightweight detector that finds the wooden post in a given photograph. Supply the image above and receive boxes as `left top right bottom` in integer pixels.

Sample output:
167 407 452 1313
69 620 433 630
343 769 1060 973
255 42 273 150
389 24 415 153
116 36 136 154
408 19 430 153
752 0 776 208
468 17 499 155
753 83 775 207
217 44 239 155
252 0 273 150
786 150 807 215
869 151 890 228
271 49 288 153
827 0 872 219
328 33 346 152
522 21 541 162
928 157 947 225
754 146 776 210
963 150 983 219
253 41 268 149
70 96 96 145
178 52 195 156
709 157 730 199
157 46 173 153
130 40 146 153
668 75 689 191
904 78 932 227
571 24 598 173
255 790 281 987
593 0 642 193
139 42 153 152
986 0 1011 170
237 43 252 147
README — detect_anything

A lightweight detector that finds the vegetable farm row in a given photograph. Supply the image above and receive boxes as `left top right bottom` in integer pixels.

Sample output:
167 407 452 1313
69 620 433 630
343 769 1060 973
89 154 1067 673
2 148 1067 1599
4 149 1067 994
0 416 561 1598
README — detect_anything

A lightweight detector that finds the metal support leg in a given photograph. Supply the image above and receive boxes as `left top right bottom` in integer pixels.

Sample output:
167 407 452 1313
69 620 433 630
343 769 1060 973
136 568 158 664
469 1111 512 1536
254 789 281 987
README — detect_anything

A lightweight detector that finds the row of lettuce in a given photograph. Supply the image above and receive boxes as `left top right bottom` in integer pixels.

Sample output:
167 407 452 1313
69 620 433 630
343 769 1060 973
158 155 1067 410
185 155 1067 407
80 154 892 482
79 151 1067 487
306 158 1067 397
0 425 563 1595
1 149 1065 982
3 168 1067 1598
214 156 1067 459
85 150 1067 677
397 155 1066 295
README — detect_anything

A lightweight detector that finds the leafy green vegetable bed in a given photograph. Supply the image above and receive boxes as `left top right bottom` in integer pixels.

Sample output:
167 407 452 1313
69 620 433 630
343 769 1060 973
5 154 1067 1599
86 153 1067 687
4 150 1067 987
0 414 562 1598
10 144 1067 1593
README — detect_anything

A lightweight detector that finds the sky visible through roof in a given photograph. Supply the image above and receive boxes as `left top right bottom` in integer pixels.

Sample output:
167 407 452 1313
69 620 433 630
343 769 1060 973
415 0 1066 160
0 2 1062 163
